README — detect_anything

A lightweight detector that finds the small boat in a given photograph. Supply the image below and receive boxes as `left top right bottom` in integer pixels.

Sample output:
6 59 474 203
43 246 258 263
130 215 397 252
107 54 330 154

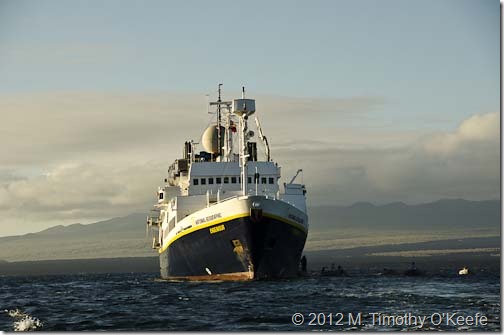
320 264 348 277
458 266 470 275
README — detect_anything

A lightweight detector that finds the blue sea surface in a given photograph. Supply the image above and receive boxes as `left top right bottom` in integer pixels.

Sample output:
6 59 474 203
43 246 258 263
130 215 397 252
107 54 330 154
0 272 500 331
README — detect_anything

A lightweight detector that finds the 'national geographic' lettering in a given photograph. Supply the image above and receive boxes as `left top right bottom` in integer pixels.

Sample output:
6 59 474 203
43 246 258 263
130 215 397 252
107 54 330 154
196 213 222 225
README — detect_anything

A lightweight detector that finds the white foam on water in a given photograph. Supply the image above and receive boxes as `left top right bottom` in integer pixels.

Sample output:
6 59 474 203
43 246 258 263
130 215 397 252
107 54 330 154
13 316 43 331
5 309 43 331
5 309 27 318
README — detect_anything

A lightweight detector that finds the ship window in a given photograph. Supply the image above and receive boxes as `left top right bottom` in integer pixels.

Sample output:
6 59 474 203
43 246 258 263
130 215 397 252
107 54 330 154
248 177 252 184
231 176 237 184
208 177 214 184
193 179 199 185
201 178 206 185
216 177 222 184
224 177 229 184
269 177 274 184
261 177 267 184
159 192 164 200
239 176 241 183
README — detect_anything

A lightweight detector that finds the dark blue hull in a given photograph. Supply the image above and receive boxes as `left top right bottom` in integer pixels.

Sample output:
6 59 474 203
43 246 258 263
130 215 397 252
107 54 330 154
159 214 307 280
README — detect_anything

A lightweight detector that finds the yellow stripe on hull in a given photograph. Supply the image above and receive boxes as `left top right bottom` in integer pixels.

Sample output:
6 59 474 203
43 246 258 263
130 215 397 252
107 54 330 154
159 212 248 253
262 212 307 234
159 211 307 254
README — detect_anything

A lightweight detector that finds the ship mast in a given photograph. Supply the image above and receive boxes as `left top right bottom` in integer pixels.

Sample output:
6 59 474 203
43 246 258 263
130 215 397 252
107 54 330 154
217 84 222 158
209 84 255 193
239 87 248 196
209 84 232 161
232 86 255 196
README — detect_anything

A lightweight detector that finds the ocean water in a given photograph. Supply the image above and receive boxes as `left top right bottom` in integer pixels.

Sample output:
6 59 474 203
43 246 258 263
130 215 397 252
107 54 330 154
0 272 500 331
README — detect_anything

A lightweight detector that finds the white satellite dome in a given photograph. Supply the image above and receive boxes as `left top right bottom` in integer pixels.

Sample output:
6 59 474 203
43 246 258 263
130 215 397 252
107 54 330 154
201 125 225 154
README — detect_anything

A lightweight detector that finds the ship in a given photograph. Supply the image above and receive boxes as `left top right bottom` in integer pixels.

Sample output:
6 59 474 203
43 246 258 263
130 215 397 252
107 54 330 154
146 85 308 280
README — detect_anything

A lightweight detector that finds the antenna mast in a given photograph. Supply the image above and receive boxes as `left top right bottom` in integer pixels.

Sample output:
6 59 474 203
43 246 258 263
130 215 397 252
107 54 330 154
209 84 233 161
217 84 223 158
240 86 247 195
232 86 255 196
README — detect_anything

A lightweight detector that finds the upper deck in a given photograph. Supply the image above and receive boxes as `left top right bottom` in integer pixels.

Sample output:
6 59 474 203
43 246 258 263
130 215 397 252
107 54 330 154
156 87 308 207
188 161 280 196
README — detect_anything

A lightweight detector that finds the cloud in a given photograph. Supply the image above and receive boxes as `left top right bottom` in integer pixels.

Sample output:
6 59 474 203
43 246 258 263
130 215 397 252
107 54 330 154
371 112 500 200
0 161 165 236
0 91 384 235
0 91 498 235
0 91 384 167
422 112 499 154
275 111 500 205
0 91 235 173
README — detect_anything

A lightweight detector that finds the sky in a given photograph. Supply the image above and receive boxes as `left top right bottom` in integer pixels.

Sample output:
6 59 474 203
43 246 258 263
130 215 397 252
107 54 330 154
0 0 500 236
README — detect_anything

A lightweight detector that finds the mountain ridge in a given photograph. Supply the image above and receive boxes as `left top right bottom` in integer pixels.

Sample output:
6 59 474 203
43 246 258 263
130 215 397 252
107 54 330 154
0 199 499 262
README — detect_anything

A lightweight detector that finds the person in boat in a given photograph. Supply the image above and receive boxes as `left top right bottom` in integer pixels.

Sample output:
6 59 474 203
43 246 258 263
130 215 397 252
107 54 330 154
321 264 348 276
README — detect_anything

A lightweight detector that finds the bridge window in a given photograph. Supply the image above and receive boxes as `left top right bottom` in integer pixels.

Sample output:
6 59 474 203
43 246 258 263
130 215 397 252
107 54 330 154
269 177 274 184
248 177 252 184
224 177 229 184
231 176 237 184
208 177 214 184
201 178 206 185
261 177 267 184
216 177 222 184
193 179 199 185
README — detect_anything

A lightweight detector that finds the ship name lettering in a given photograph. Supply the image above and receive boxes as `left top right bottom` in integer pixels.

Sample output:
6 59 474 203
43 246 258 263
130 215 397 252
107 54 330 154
209 224 226 234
